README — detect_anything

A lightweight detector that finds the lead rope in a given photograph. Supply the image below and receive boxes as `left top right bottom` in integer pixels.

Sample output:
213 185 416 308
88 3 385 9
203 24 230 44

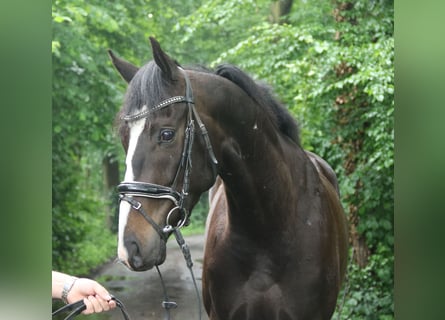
173 228 202 320
155 265 177 320
155 226 202 320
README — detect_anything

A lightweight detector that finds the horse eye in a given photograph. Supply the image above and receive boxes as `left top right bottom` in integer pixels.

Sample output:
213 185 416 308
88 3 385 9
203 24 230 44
159 129 175 142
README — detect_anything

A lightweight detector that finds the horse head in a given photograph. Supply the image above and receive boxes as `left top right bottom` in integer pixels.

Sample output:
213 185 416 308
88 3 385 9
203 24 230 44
109 37 217 271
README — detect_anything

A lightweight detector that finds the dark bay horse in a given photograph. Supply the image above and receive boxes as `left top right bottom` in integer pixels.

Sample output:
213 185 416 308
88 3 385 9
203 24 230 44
109 37 348 320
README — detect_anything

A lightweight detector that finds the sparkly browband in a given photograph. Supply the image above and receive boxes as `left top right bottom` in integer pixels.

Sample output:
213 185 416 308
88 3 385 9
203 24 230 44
121 96 193 121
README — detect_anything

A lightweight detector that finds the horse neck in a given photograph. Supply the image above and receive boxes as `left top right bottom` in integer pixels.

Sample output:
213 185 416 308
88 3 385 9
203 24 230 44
196 73 318 235
220 137 315 237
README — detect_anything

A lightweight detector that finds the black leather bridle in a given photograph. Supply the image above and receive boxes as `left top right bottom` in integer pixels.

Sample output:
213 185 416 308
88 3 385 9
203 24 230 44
116 67 216 320
117 67 218 239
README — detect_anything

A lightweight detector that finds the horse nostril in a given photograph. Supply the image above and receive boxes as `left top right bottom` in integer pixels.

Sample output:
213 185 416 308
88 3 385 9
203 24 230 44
131 254 144 269
126 239 148 270
125 239 137 254
123 235 162 271
124 237 142 266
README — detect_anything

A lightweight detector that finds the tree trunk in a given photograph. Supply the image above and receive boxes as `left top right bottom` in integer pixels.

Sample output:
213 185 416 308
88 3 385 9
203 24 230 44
269 0 293 24
102 154 120 231
332 0 371 268
349 203 370 268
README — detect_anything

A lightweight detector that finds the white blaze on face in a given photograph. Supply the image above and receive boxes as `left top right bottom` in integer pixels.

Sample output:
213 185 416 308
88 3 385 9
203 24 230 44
117 105 148 261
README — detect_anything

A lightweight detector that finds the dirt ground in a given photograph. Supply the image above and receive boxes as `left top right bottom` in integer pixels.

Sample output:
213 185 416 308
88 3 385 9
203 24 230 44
87 234 209 320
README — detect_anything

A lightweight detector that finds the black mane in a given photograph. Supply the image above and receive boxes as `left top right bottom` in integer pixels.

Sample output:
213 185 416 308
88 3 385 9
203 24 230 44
215 64 300 145
118 61 300 146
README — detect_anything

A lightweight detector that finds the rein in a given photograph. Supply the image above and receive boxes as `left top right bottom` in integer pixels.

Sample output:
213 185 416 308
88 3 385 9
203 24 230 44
155 228 202 320
117 68 215 320
52 295 130 320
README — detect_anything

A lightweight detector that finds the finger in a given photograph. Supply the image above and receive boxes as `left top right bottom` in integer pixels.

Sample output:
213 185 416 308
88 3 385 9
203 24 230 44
108 299 117 309
82 297 94 315
91 293 112 311
92 282 112 302
99 296 110 312
88 295 104 313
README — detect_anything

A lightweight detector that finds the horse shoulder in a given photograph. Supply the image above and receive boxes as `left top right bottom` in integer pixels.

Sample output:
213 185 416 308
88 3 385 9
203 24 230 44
308 152 349 285
204 176 229 263
305 150 340 195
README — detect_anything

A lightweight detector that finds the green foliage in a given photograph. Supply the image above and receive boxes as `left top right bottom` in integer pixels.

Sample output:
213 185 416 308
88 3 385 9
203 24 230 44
52 149 116 275
182 192 209 236
334 246 394 319
173 0 271 63
52 0 144 274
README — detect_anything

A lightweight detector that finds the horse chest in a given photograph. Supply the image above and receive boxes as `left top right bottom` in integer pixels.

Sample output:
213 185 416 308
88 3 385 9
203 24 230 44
209 250 289 308
246 269 275 292
222 271 295 320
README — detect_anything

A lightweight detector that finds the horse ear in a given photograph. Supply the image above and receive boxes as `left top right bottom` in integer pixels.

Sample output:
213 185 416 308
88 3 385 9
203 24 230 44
107 49 139 83
149 37 179 81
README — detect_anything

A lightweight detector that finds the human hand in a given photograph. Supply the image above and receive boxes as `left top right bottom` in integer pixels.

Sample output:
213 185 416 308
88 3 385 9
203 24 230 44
52 271 117 315
67 277 117 314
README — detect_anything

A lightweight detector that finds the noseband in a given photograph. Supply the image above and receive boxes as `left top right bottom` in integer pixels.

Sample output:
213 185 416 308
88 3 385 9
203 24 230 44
118 67 218 240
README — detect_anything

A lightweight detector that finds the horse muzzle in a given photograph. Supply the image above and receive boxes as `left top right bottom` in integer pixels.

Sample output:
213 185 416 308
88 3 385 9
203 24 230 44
121 233 167 271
